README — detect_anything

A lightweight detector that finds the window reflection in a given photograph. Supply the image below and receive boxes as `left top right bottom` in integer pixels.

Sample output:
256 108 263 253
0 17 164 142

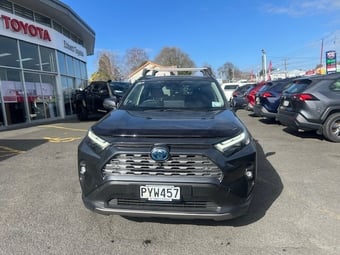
61 76 74 115
0 37 20 68
40 46 57 72
19 41 40 70
0 68 27 124
0 35 88 126
57 51 67 75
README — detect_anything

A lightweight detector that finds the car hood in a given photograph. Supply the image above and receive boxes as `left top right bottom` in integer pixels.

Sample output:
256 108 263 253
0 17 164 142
92 109 244 138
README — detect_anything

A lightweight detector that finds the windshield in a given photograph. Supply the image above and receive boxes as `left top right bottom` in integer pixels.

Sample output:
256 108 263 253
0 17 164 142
120 79 225 110
109 82 131 97
284 80 312 94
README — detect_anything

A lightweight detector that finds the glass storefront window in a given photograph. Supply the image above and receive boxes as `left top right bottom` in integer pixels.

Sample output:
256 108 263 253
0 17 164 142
66 55 74 76
19 41 40 70
34 12 51 27
52 21 62 33
40 46 57 72
14 4 34 21
0 36 20 68
0 68 27 125
80 61 87 80
74 59 81 78
41 74 59 118
61 76 74 115
57 51 67 75
23 72 59 120
0 0 12 13
23 72 40 120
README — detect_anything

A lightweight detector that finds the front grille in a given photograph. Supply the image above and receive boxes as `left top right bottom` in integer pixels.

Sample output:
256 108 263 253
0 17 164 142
102 153 222 180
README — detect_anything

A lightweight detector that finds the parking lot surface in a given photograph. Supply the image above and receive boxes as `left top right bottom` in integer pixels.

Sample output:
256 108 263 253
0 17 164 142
0 111 339 255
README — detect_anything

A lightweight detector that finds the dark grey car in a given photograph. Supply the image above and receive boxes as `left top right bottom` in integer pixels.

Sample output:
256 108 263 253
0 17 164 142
277 73 340 142
77 67 257 221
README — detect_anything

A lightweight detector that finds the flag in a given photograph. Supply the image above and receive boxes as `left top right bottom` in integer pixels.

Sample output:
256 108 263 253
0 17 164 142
267 60 272 81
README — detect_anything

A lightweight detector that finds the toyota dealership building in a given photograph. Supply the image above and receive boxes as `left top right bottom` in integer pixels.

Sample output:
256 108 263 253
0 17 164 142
0 0 95 129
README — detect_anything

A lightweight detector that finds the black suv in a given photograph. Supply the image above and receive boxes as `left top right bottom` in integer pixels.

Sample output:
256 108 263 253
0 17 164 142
277 73 340 142
77 67 257 221
72 80 131 120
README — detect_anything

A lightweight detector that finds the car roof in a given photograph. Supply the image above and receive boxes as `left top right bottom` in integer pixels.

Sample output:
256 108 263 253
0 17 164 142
293 73 340 82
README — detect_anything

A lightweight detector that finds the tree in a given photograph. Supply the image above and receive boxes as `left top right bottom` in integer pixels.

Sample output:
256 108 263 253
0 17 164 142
217 62 248 82
124 48 149 74
89 70 110 82
154 47 195 68
96 50 124 81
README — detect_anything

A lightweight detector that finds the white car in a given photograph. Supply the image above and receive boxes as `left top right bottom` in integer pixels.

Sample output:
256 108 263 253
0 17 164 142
222 83 239 102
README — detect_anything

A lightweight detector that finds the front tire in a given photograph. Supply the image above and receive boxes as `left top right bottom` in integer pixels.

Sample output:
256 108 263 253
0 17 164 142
323 113 340 142
77 105 88 121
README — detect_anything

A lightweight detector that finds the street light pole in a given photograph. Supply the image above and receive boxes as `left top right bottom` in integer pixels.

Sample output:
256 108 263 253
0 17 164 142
262 49 267 81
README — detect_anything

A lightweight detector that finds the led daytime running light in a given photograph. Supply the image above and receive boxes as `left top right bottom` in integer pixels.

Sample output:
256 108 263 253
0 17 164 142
88 129 110 150
215 132 249 152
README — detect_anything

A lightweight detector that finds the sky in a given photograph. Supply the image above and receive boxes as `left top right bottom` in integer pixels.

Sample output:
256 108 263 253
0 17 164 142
61 0 340 77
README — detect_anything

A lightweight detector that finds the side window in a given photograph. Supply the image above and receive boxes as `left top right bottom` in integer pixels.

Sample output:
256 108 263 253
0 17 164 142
330 80 340 91
91 84 100 93
99 84 109 93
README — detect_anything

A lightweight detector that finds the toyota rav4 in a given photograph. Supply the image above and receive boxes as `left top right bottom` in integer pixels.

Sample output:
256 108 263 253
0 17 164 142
77 67 257 221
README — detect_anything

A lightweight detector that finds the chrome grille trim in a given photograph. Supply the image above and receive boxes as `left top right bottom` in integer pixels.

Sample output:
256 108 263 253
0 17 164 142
102 153 222 180
109 198 212 209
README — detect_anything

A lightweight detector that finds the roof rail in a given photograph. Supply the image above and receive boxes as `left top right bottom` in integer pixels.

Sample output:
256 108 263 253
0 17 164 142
142 67 214 78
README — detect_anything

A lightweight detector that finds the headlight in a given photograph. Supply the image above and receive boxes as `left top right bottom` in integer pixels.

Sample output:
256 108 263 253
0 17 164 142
87 129 110 150
214 132 250 156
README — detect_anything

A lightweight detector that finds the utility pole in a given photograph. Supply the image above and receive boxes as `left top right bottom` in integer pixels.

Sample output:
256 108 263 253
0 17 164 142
262 49 267 81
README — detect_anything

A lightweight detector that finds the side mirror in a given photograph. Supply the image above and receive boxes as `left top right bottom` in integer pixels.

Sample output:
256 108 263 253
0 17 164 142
103 97 117 110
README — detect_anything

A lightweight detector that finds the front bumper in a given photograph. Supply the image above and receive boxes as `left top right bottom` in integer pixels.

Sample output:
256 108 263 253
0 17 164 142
81 178 254 221
78 138 257 221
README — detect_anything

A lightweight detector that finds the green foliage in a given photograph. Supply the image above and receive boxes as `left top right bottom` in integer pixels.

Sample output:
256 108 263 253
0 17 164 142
89 71 110 82
154 47 196 68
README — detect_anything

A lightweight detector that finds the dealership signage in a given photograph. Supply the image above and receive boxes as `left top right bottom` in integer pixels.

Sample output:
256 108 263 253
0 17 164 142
1 14 51 41
326 50 337 74
0 12 87 62
63 40 85 57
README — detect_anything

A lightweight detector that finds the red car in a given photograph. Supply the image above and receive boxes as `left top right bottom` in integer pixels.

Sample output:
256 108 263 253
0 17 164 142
246 81 266 111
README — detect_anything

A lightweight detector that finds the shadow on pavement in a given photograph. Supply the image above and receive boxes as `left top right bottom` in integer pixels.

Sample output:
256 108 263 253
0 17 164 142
124 140 283 226
258 118 279 125
282 127 324 141
0 139 48 161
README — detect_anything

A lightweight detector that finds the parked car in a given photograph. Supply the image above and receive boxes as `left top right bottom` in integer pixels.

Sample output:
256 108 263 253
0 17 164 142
221 83 240 102
72 80 131 120
77 67 257 221
230 83 256 110
245 81 266 111
252 78 294 119
277 73 340 142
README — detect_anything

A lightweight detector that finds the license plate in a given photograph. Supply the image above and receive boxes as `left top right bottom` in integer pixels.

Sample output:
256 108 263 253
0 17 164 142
283 100 289 106
140 185 180 201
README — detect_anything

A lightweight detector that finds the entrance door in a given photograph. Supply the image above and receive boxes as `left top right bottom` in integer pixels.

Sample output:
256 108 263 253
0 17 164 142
23 72 59 120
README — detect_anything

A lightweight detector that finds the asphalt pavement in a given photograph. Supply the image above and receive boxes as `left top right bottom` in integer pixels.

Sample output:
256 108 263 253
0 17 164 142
0 110 339 255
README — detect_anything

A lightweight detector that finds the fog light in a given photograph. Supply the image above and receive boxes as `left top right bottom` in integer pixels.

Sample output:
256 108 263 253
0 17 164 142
80 161 86 174
245 169 253 180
